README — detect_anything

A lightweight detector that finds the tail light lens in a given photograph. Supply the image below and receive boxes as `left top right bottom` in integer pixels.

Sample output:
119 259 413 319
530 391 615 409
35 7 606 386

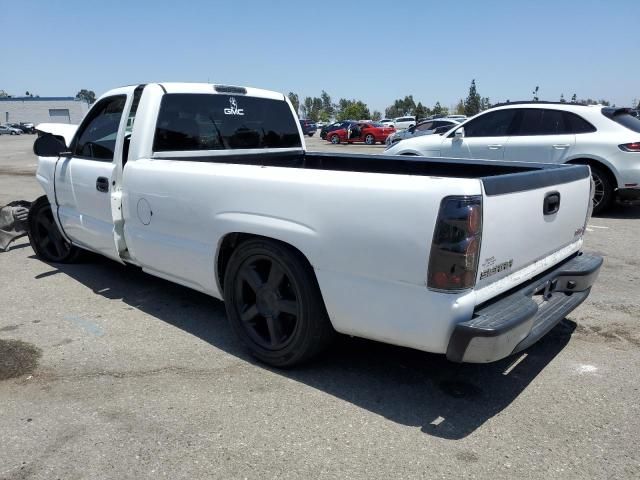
619 142 640 152
428 196 482 291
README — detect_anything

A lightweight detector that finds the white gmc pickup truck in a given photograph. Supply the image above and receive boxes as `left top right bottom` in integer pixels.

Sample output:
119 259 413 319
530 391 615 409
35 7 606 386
30 82 602 367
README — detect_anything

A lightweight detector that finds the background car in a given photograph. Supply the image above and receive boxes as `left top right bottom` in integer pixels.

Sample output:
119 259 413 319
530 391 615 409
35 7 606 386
320 120 355 139
299 119 317 137
379 118 395 127
385 102 640 213
392 116 416 130
325 122 395 145
385 118 460 146
0 125 23 135
7 123 35 134
444 115 467 122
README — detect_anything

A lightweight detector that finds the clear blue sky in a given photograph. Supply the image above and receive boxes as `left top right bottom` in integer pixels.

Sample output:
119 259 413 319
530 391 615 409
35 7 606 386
2 0 639 112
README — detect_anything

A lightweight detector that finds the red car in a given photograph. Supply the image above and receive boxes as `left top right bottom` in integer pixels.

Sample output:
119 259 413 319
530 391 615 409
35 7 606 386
326 122 395 145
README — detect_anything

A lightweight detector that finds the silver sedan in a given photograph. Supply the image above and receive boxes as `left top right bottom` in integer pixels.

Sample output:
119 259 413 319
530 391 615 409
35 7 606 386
0 125 23 135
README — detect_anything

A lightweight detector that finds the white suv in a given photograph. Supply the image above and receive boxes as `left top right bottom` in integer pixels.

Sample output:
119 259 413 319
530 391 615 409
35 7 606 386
385 102 640 213
393 116 416 130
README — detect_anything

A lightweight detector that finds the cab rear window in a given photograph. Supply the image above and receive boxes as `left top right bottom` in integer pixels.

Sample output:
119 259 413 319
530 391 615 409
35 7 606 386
153 94 302 151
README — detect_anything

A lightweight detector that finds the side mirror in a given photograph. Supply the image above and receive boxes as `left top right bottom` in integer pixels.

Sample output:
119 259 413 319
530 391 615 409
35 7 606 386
33 133 69 157
454 127 465 140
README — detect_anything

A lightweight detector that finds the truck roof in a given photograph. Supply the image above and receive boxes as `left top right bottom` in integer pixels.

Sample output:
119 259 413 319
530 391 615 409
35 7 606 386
105 82 286 101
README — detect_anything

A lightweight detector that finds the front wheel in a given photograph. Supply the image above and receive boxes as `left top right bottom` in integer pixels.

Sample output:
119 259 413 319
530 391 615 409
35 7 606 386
590 167 613 215
223 238 335 367
28 196 81 263
10 131 16 135
364 134 375 145
330 134 340 144
308 133 314 137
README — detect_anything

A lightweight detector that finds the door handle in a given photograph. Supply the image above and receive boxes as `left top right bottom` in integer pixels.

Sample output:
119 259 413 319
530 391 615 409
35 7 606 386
488 144 503 150
543 191 561 215
96 177 109 193
553 144 570 149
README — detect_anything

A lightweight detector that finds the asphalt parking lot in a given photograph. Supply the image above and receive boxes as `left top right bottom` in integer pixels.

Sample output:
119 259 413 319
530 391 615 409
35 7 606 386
1 134 639 479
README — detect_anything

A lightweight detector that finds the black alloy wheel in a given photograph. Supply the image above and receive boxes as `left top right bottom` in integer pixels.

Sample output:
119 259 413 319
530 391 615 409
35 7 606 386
223 238 334 367
28 196 81 263
234 253 300 350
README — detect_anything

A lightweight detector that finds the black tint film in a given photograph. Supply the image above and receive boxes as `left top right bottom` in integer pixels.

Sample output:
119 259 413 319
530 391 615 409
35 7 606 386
563 112 596 134
153 94 302 151
464 109 517 137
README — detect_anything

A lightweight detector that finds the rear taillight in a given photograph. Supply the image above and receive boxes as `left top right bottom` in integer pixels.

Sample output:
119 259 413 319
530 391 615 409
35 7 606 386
619 142 640 152
428 196 482 291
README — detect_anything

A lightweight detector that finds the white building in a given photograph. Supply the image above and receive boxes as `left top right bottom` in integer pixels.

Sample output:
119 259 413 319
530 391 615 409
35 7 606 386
0 97 90 125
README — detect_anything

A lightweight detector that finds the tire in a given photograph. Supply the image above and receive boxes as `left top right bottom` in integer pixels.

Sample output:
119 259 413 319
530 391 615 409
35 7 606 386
223 238 335 367
590 166 614 215
364 134 375 145
308 133 314 137
27 196 81 263
330 134 340 145
10 131 16 135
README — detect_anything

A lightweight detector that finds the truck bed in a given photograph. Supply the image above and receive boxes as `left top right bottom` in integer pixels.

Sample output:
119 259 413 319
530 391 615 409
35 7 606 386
156 150 590 195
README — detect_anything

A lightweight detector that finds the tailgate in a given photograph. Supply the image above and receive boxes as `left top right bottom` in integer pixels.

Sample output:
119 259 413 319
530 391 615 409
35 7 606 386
475 165 592 299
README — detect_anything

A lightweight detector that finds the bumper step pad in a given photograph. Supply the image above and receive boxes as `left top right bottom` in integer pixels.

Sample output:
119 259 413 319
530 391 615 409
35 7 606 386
447 253 602 363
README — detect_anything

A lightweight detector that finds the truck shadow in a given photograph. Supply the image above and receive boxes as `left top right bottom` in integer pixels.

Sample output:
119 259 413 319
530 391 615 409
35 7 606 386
594 203 640 219
34 254 575 440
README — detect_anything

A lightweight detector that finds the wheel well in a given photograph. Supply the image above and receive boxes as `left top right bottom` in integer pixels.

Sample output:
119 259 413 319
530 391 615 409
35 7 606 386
566 158 617 189
216 233 313 293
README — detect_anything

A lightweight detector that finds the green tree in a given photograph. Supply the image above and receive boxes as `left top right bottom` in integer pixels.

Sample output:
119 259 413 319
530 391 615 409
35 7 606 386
301 97 313 118
413 102 428 121
480 97 491 111
75 89 96 104
571 93 577 103
0 90 10 98
371 110 382 121
432 101 448 117
320 90 334 118
385 95 416 118
560 93 566 103
287 92 300 115
454 99 465 115
464 79 481 116
532 86 539 102
336 99 370 121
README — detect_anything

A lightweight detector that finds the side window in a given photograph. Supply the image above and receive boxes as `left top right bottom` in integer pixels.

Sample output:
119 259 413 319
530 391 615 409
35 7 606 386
540 109 566 134
564 112 597 133
513 108 570 136
462 109 517 137
72 95 126 160
416 122 434 131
